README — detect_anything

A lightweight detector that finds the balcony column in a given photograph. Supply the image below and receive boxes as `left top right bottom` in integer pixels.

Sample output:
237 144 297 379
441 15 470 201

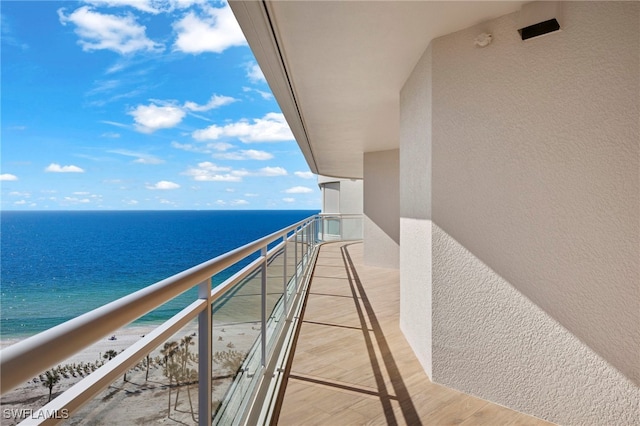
399 43 433 379
363 149 400 269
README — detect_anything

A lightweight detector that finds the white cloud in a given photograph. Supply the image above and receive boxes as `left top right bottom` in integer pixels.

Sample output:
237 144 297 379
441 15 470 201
129 103 186 133
45 163 85 173
129 93 235 133
64 196 91 204
184 94 237 112
246 63 265 83
0 173 18 181
170 0 207 9
255 90 273 100
284 186 313 194
230 199 249 206
244 193 259 197
183 161 246 182
173 3 246 54
172 141 235 154
101 132 121 138
214 149 273 161
192 113 293 143
124 199 139 205
242 86 273 100
210 142 234 151
294 171 314 179
108 149 164 164
87 78 123 95
85 0 209 14
9 191 29 197
283 197 295 203
101 120 129 128
58 6 162 55
83 0 162 14
14 200 28 205
147 180 180 190
183 162 287 182
258 167 287 176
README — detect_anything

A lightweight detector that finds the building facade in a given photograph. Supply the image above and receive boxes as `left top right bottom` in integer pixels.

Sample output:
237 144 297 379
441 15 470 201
231 2 640 424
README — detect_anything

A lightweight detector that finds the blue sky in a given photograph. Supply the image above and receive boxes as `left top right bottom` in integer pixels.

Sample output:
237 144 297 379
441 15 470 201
1 0 319 210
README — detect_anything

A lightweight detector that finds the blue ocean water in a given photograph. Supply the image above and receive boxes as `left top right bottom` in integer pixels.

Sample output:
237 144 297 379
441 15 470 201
0 210 317 338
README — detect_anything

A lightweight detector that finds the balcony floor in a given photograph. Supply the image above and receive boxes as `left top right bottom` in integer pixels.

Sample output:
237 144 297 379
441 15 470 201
274 241 553 425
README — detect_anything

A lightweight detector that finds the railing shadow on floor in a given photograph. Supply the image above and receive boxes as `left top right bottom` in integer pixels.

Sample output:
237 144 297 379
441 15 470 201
270 242 421 426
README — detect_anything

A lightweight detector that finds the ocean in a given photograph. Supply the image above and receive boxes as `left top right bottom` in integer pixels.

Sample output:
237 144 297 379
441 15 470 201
0 210 317 339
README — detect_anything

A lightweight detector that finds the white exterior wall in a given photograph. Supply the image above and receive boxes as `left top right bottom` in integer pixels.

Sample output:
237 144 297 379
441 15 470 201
322 182 340 213
318 176 363 240
338 179 363 214
400 3 639 425
399 44 433 378
363 149 399 269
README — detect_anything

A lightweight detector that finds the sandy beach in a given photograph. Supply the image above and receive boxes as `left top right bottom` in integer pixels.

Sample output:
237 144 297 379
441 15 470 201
0 318 264 426
0 248 293 425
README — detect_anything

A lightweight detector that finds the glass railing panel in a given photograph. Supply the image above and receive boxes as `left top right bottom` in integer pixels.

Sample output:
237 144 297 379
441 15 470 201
0 321 188 425
0 215 361 426
285 238 298 308
212 267 263 424
60 319 200 425
265 247 286 355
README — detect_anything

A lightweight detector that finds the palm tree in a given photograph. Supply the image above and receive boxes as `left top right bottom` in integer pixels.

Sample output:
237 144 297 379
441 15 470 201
42 370 60 402
145 354 151 381
103 349 128 382
103 349 118 361
184 368 198 422
174 335 195 412
161 341 179 417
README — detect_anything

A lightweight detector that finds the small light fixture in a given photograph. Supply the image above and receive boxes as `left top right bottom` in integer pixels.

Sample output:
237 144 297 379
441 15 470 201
518 1 563 41
474 33 493 48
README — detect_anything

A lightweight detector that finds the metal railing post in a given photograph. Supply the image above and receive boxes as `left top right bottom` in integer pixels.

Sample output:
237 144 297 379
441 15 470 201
302 225 306 269
283 234 288 314
321 216 325 241
198 278 212 426
261 246 267 367
294 228 298 290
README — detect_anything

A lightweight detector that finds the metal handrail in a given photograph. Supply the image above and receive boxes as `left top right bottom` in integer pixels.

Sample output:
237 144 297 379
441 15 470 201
0 213 363 425
0 216 314 395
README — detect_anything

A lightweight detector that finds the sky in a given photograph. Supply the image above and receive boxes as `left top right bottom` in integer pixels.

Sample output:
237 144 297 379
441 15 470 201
0 0 320 210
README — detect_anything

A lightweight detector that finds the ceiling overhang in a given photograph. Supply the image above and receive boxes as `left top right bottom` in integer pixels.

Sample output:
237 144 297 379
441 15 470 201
230 1 523 179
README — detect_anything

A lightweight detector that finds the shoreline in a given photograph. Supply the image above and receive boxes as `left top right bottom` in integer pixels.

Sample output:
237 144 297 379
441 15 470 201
0 318 261 425
0 323 166 365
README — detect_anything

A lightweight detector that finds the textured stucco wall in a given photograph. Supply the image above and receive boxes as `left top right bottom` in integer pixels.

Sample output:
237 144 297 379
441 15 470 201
399 44 433 377
363 149 399 268
432 225 639 425
339 179 363 214
400 2 640 424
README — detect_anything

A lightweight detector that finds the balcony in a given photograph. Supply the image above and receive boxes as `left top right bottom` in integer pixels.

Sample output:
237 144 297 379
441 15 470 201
1 215 552 425
276 241 552 425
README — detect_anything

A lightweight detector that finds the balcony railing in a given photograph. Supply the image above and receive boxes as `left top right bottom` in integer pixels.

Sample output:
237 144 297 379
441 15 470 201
0 214 362 425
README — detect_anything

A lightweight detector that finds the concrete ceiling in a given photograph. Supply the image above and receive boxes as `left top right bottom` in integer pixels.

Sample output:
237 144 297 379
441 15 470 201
230 1 524 179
